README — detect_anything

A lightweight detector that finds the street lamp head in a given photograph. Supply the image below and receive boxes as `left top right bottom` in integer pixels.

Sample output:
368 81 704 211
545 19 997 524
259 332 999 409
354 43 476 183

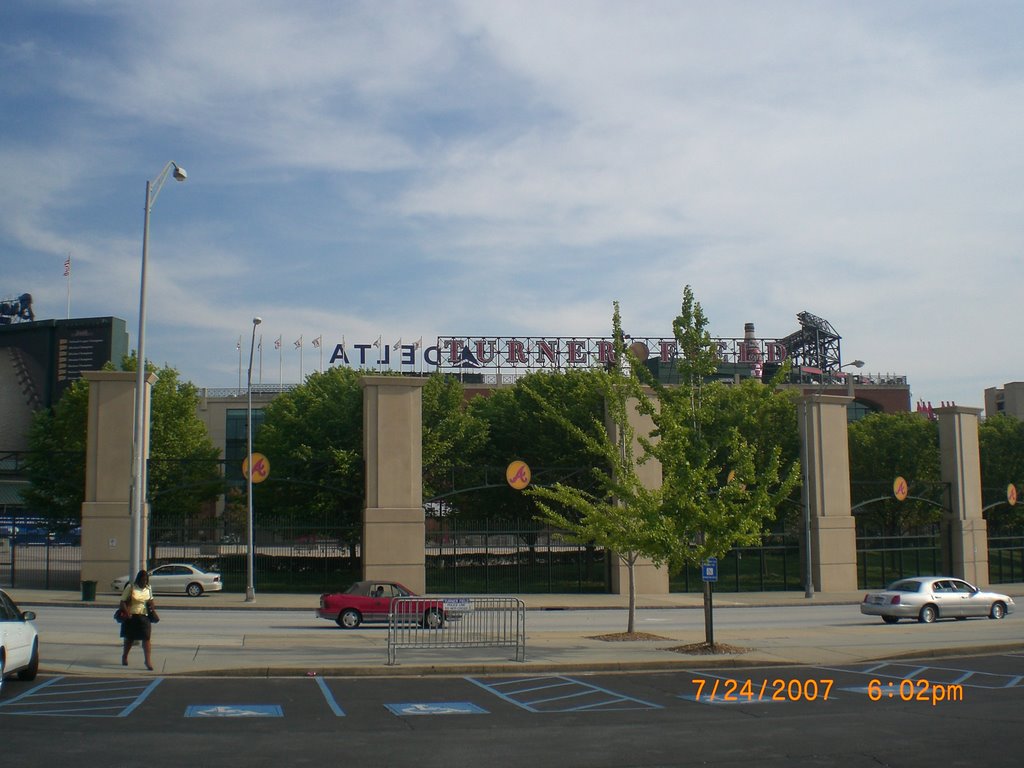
172 164 187 182
850 359 865 368
253 317 262 326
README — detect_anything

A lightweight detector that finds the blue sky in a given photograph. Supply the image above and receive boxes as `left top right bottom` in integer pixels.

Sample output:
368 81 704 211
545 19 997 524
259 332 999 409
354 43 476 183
2 1 1022 408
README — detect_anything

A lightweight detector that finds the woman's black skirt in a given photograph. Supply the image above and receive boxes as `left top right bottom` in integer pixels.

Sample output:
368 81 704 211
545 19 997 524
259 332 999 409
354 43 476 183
120 614 152 642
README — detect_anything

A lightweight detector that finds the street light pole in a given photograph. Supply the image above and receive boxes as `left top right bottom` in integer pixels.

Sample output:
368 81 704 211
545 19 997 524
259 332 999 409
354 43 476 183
130 162 186 578
842 359 866 398
245 316 262 602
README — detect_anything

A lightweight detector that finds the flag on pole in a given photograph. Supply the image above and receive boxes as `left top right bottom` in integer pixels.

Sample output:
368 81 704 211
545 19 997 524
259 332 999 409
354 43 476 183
63 255 71 277
294 335 303 349
392 338 402 350
415 337 423 349
257 335 262 352
236 336 241 351
274 335 282 350
373 335 382 349
311 335 322 349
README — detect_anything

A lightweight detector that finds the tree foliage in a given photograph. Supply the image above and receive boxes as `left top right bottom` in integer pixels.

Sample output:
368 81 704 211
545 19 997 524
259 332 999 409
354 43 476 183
22 377 90 521
645 286 802 566
526 302 665 632
253 366 366 530
458 370 606 522
24 355 221 525
979 414 1024 531
847 412 941 535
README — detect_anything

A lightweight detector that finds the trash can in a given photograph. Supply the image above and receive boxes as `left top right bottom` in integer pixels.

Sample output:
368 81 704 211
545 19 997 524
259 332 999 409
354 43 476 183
81 580 97 601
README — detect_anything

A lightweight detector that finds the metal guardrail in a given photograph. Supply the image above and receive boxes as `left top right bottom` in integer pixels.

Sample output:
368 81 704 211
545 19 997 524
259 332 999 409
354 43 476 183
386 596 526 665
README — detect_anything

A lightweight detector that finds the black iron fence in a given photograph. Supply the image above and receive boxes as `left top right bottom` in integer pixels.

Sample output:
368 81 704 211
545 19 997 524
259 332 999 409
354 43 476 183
669 530 802 593
425 520 608 593
147 521 362 594
855 527 942 589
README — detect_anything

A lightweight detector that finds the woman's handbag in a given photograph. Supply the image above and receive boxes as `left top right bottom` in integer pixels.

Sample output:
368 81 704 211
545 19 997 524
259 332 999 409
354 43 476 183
114 607 129 623
147 606 160 623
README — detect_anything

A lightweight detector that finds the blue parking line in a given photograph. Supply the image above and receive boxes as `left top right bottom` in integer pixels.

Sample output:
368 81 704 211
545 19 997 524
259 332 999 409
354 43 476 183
314 676 345 716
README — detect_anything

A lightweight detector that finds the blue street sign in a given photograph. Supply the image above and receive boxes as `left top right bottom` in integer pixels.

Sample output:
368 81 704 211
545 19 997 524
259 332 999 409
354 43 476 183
702 557 718 582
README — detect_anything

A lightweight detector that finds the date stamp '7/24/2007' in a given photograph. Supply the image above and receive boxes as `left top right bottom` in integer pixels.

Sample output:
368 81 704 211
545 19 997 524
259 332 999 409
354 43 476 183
690 678 964 706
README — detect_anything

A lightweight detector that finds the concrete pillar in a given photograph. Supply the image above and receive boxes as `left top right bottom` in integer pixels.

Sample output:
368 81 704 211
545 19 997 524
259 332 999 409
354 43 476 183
799 394 858 592
81 370 154 589
935 406 988 586
360 376 427 593
606 395 669 595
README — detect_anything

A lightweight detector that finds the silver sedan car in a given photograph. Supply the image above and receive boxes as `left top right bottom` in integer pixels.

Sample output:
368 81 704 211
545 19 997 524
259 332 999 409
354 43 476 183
861 576 1015 624
112 563 223 597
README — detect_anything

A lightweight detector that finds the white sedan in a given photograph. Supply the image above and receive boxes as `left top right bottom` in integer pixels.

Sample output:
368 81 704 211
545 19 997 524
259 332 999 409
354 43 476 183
0 588 39 694
112 563 223 597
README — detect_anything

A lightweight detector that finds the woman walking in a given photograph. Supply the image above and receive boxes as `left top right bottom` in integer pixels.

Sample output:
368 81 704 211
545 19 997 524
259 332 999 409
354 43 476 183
120 569 156 670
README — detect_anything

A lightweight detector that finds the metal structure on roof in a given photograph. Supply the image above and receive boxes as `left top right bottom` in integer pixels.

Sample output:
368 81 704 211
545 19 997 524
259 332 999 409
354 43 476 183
778 310 843 374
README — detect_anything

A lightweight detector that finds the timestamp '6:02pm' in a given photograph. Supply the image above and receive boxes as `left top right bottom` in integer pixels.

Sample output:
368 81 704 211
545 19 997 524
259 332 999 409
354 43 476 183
691 678 834 702
867 678 964 706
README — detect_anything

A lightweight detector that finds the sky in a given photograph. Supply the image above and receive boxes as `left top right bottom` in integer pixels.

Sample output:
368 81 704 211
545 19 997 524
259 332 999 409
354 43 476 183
2 1 1022 410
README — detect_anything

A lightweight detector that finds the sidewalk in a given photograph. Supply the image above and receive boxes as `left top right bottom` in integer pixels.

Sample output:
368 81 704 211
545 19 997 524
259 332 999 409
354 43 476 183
9 585 1024 678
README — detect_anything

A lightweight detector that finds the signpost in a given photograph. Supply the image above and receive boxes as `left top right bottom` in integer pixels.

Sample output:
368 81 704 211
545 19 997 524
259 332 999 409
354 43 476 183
702 557 718 646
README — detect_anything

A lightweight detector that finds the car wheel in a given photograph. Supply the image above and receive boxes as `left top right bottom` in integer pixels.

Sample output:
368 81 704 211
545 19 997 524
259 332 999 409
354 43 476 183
337 609 362 629
17 641 38 681
423 608 444 629
990 602 1007 620
882 615 899 624
186 582 204 597
918 604 938 624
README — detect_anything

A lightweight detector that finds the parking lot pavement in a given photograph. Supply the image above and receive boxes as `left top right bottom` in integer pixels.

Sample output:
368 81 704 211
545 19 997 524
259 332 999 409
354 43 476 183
9 585 1024 677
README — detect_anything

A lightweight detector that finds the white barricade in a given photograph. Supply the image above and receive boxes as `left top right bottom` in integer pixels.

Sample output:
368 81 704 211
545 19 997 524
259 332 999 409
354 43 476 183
387 596 526 665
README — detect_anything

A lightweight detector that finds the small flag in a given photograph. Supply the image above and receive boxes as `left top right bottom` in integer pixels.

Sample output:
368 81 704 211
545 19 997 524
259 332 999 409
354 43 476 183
373 335 382 349
294 335 303 349
415 337 423 349
312 335 322 349
63 254 71 277
274 335 282 350
257 334 263 352
393 338 402 350
236 336 241 351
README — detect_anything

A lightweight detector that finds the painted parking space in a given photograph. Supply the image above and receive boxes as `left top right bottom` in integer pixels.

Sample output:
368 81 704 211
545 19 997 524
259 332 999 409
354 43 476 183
185 704 283 717
385 702 488 716
824 660 1024 695
467 675 663 713
0 677 162 717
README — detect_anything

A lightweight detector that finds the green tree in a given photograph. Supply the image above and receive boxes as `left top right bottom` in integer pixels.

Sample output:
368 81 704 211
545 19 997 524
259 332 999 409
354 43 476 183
460 370 606 522
253 366 365 530
979 414 1024 531
646 287 802 571
847 412 941 535
254 370 489 530
138 358 222 526
22 378 90 521
527 302 667 633
24 356 221 528
422 374 489 505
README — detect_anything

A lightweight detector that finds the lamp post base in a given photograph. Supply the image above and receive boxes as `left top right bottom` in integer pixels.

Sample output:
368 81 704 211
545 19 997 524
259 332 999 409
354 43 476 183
245 588 256 602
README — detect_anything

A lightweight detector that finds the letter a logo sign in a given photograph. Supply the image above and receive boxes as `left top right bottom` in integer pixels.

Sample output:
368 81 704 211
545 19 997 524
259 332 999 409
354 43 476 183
506 460 531 490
